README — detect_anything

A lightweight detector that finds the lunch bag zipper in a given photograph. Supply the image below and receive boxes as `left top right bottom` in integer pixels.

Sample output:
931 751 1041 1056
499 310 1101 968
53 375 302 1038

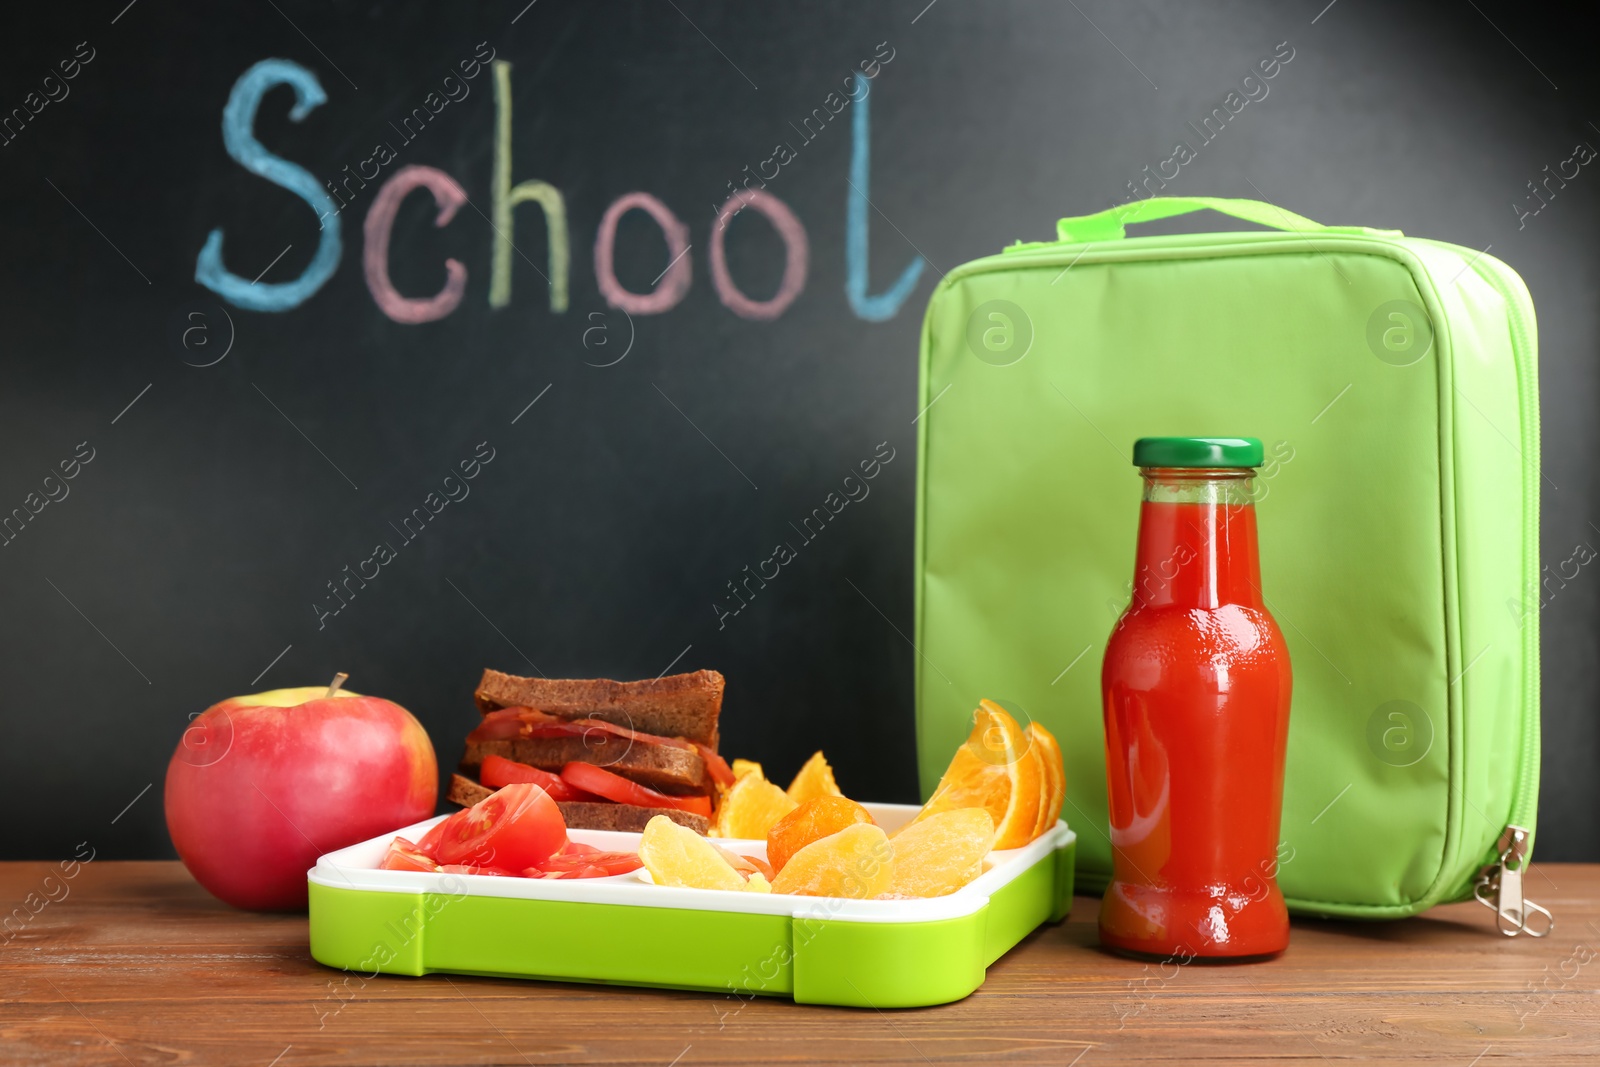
1421 241 1547 935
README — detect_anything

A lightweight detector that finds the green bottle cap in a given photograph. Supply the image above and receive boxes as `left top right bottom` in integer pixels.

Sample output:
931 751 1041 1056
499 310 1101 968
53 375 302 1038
1133 437 1263 468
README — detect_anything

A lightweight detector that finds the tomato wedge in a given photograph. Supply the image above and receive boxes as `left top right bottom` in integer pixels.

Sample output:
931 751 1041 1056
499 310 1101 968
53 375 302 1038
479 755 604 801
434 783 568 871
527 866 611 879
379 837 440 872
438 864 518 877
535 849 643 876
559 762 713 817
416 813 465 859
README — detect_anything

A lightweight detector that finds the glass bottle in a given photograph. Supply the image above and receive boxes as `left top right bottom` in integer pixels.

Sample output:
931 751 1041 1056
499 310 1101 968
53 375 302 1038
1099 436 1293 960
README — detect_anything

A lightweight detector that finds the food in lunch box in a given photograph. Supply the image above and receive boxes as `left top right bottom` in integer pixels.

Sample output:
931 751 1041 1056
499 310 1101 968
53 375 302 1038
766 796 876 873
884 808 996 898
448 668 734 834
711 767 797 838
638 814 771 892
630 700 1065 900
769 822 894 898
711 750 850 838
910 700 1064 850
431 781 567 870
785 750 845 803
378 782 643 879
535 841 646 878
377 837 438 873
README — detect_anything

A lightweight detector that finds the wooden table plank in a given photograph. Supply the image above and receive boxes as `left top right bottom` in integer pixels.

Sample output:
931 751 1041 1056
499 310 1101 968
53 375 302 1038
2 861 1596 1065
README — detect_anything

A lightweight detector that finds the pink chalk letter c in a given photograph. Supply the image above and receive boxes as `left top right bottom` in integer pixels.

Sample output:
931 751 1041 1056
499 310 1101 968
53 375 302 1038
593 192 692 315
364 165 468 324
711 189 808 320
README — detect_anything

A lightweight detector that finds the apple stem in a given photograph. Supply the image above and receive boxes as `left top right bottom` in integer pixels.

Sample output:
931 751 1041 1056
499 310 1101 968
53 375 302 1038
325 672 350 698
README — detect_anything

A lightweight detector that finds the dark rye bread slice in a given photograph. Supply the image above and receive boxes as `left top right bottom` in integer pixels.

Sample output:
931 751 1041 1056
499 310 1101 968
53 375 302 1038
554 801 712 836
447 773 496 807
461 736 708 793
473 668 724 747
447 774 711 835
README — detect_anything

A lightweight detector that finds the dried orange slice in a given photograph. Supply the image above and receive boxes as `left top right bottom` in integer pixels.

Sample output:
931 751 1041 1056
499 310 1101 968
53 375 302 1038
1027 721 1065 838
785 751 844 804
639 815 769 892
886 808 996 898
913 699 1042 849
715 768 798 839
770 823 893 898
767 796 875 872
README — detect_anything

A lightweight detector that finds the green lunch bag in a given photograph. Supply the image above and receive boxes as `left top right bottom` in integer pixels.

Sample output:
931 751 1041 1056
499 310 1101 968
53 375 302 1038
912 196 1545 929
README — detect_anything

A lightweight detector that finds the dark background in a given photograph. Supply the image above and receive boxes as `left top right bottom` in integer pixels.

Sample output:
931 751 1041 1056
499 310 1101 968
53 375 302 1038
0 0 1594 861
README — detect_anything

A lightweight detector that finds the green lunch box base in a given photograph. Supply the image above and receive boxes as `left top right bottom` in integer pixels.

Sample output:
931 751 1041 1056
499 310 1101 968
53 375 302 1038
309 806 1077 1009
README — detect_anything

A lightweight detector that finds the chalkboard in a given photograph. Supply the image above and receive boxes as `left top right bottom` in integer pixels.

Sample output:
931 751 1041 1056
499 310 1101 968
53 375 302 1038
2 0 1596 864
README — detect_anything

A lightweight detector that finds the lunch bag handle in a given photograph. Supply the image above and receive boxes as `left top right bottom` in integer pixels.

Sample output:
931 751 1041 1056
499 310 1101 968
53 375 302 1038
1054 196 1400 243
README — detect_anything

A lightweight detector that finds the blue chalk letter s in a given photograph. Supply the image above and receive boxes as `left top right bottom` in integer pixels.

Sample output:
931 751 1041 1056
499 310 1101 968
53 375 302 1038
196 59 340 312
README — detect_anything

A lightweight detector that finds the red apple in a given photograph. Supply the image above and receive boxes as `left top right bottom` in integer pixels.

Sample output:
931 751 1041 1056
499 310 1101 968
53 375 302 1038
164 680 437 910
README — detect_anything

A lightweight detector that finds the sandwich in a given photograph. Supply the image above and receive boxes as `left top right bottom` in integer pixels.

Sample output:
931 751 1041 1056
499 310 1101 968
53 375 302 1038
447 668 735 834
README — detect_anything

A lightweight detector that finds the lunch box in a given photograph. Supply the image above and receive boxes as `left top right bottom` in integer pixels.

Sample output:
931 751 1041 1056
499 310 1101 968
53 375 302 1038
308 803 1076 1008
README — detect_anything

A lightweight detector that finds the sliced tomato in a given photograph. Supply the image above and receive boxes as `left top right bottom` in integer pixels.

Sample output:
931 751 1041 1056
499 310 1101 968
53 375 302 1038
434 782 569 870
438 864 518 877
379 837 440 872
536 849 643 876
478 755 606 801
694 743 737 790
527 839 642 875
467 707 555 741
480 754 565 791
523 862 628 879
560 865 610 879
521 719 693 753
416 813 466 859
559 762 713 817
469 708 695 753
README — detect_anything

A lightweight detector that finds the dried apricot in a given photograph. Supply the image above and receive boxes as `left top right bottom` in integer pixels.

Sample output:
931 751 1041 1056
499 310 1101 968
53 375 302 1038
785 751 844 804
639 815 769 892
887 808 995 898
766 796 875 872
770 823 893 898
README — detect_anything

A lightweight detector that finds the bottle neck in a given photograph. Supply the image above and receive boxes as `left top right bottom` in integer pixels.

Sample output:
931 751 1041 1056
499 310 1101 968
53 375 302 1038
1130 468 1262 610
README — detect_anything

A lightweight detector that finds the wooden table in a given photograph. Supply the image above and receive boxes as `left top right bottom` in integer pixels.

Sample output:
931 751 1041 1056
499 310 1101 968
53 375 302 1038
2 861 1596 1065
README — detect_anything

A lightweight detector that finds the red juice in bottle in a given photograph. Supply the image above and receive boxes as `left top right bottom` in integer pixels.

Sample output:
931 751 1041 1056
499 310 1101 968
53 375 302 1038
1099 437 1293 960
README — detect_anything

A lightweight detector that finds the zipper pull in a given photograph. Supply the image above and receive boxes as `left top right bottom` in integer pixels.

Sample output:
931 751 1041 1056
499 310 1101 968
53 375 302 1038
1473 825 1553 937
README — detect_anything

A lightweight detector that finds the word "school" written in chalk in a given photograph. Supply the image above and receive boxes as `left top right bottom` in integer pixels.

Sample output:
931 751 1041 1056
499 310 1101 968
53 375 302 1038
195 45 920 325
